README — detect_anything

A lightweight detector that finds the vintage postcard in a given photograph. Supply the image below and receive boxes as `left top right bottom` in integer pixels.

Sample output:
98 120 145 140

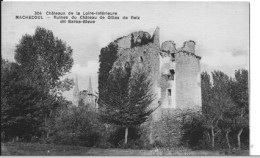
1 1 249 156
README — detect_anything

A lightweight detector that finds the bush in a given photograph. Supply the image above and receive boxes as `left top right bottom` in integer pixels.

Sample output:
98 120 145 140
108 126 141 148
96 124 153 149
149 109 209 149
180 111 205 149
149 112 182 148
49 107 105 147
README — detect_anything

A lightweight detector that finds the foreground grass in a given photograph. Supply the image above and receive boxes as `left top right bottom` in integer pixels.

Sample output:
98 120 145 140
1 142 249 156
1 142 152 156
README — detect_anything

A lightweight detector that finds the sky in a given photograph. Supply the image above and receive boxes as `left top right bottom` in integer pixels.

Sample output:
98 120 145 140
2 2 249 101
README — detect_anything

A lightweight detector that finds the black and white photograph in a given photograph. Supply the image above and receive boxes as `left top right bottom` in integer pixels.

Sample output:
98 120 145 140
1 1 251 156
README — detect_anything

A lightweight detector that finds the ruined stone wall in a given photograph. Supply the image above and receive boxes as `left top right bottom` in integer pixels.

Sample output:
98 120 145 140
98 30 152 107
99 28 161 121
159 56 176 109
114 43 160 82
115 31 152 49
112 42 161 121
159 41 177 110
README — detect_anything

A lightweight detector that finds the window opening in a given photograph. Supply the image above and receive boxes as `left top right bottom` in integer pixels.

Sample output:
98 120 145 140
168 89 171 96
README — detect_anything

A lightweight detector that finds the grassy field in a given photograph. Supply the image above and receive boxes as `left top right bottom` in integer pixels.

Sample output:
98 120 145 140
1 142 249 156
1 142 152 156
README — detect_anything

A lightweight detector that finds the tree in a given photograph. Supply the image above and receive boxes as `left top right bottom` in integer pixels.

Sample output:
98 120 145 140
1 27 74 140
229 69 249 149
201 71 234 149
180 110 205 149
14 27 73 94
1 59 47 141
98 42 118 106
99 61 157 144
200 70 249 151
218 103 237 152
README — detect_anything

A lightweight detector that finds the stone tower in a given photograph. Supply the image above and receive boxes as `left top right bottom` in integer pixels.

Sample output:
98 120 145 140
72 74 79 107
159 40 202 114
152 30 202 145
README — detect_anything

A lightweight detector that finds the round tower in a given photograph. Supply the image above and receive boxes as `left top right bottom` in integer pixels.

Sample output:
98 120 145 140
175 41 201 110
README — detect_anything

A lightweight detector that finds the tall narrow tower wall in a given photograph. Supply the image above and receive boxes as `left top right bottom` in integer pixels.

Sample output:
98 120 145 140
175 51 201 109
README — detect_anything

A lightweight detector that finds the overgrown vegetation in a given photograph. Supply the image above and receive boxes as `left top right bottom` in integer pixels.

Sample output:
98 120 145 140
49 106 104 147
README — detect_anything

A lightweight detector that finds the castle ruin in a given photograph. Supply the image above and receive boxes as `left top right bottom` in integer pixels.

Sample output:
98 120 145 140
73 27 202 143
73 26 201 121
97 27 202 121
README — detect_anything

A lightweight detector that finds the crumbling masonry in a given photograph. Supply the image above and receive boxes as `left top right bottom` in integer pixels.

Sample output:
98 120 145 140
98 27 202 119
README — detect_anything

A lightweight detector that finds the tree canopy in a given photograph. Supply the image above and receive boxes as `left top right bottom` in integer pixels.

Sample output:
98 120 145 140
1 27 74 141
200 70 249 150
14 27 73 94
99 61 157 143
